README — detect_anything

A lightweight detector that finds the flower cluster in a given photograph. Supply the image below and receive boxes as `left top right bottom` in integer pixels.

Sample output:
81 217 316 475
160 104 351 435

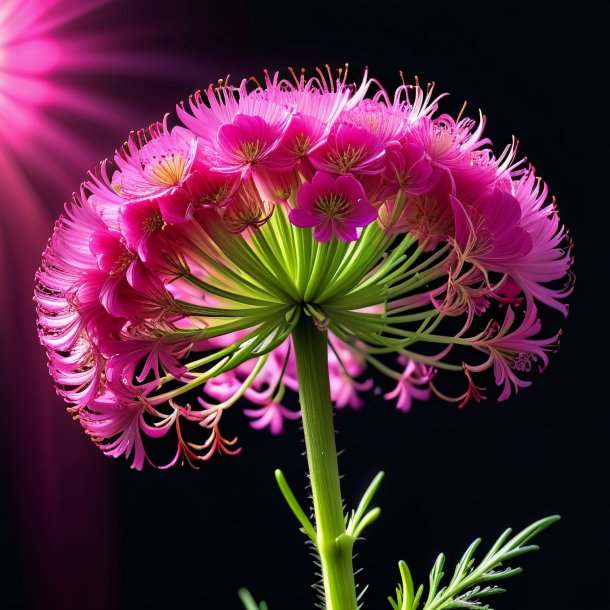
35 66 572 469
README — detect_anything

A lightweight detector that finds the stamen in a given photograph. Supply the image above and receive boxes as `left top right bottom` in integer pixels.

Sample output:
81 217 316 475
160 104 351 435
143 211 165 232
511 352 538 372
239 139 263 162
314 194 351 219
315 66 326 87
288 66 299 86
110 249 135 276
149 152 187 186
293 133 311 157
456 100 468 123
325 143 366 173
325 64 333 91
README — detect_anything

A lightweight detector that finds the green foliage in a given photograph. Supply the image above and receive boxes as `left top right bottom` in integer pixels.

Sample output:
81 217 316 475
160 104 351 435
346 471 385 539
238 588 269 610
274 469 386 548
388 516 559 610
275 469 318 544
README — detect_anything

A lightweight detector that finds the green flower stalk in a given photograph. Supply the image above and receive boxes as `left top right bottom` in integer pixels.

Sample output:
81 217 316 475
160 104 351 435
34 66 572 609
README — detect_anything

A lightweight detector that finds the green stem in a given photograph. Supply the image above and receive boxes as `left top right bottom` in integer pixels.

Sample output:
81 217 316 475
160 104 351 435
292 318 358 610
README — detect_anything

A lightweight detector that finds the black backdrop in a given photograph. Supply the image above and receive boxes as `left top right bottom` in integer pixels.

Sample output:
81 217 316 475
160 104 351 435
1 1 607 609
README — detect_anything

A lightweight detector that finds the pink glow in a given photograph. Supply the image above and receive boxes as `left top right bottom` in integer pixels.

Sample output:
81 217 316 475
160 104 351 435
0 1 206 608
0 3 62 129
7 39 61 73
0 0 195 160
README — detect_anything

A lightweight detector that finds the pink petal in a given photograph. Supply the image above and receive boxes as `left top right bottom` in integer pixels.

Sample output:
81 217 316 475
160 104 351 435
334 223 358 242
314 220 334 243
157 188 194 224
335 173 366 202
289 207 320 228
296 181 315 211
348 201 378 226
311 170 337 195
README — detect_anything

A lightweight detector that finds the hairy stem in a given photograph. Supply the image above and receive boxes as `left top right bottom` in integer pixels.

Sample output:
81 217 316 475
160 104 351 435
292 317 358 610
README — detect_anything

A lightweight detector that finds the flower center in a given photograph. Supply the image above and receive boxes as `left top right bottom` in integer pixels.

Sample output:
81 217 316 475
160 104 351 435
224 204 269 233
198 183 232 207
293 133 311 157
511 352 538 372
110 248 136 276
143 211 165 233
430 122 455 157
149 152 188 186
314 194 351 219
402 195 452 239
325 144 365 173
239 140 263 163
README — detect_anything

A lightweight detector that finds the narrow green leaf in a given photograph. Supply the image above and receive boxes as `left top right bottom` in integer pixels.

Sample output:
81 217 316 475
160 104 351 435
238 588 268 610
347 471 385 536
352 507 382 539
416 515 559 610
274 469 317 545
398 561 415 610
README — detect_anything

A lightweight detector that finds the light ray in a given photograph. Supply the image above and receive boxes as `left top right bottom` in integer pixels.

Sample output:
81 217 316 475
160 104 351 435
0 2 203 608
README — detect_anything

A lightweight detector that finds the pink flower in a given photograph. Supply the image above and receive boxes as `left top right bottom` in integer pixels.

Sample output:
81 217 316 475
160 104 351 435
155 188 195 225
389 175 456 249
88 223 182 323
35 190 126 408
262 67 351 125
243 402 301 435
430 267 493 328
156 165 241 225
408 113 489 172
113 116 197 200
384 357 432 412
328 336 374 410
89 228 134 276
267 114 328 171
121 259 185 324
85 160 125 231
360 138 442 205
202 371 240 402
393 76 446 123
88 227 139 319
177 80 293 143
504 170 573 314
450 147 509 204
213 113 289 176
309 122 386 175
119 198 166 260
467 306 558 401
220 178 274 233
201 340 290 407
103 332 194 387
339 98 406 145
177 81 293 177
384 140 441 195
289 172 377 242
80 384 171 471
330 376 374 410
187 160 241 208
451 188 532 273
261 68 361 171
253 165 302 203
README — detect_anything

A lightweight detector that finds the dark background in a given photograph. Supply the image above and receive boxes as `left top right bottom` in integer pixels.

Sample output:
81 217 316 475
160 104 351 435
1 1 607 609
